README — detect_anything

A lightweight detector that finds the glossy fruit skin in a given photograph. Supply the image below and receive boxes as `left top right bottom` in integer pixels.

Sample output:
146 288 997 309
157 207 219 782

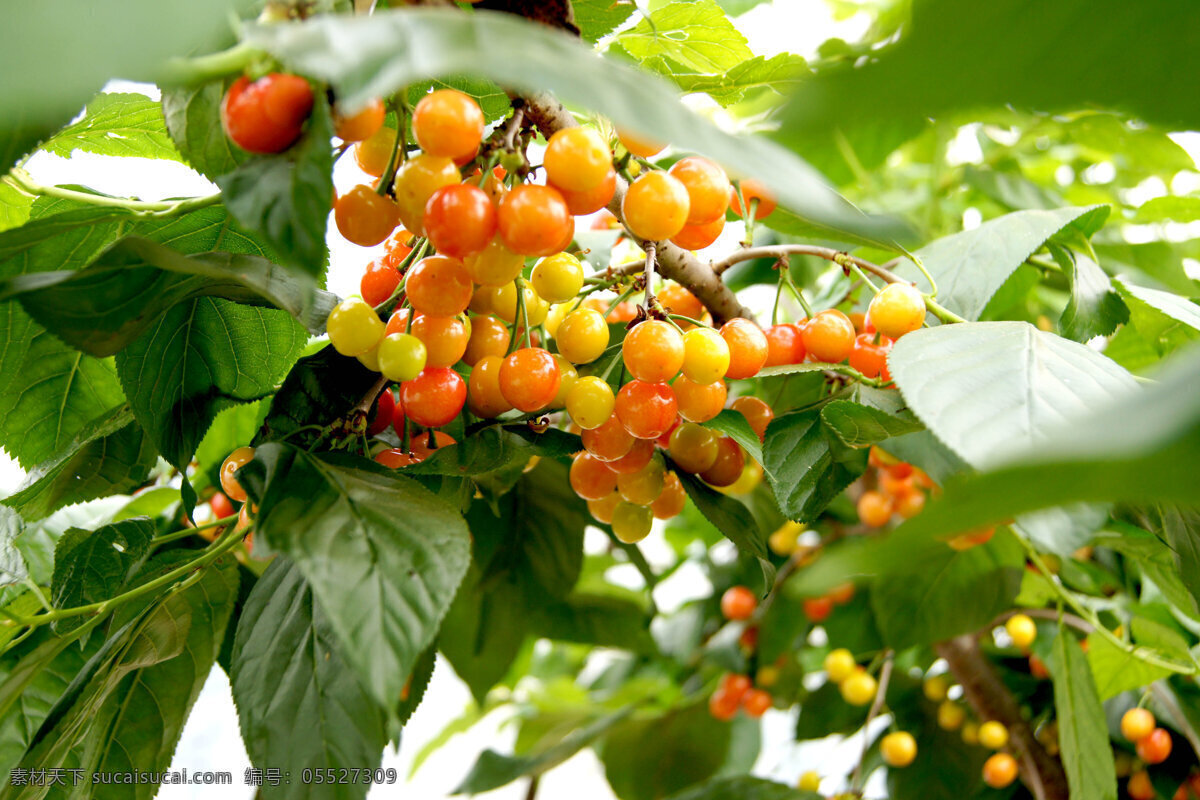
375 448 419 469
700 436 744 487
982 754 1018 789
668 157 730 225
367 388 396 436
406 256 474 317
1138 728 1173 764
556 308 610 365
849 333 892 381
587 492 621 524
720 319 769 379
764 323 804 367
617 455 666 506
360 259 401 307
465 238 524 287
424 183 497 258
570 452 619 501
498 185 573 257
615 380 678 440
681 327 730 384
742 688 772 718
221 74 313 154
462 317 509 369
720 673 752 706
857 489 893 527
1122 708 1157 742
1005 614 1038 650
381 229 414 267
355 125 397 176
335 185 399 247
651 473 686 520
582 414 636 462
659 285 704 320
622 171 691 241
410 314 468 368
824 649 857 683
467 355 513 418
551 354 579 409
923 675 949 702
611 501 654 543
566 376 616 430
623 320 685 383
220 447 256 503
978 721 1009 750
803 596 834 622
556 168 616 215
802 310 856 363
393 154 460 235
869 283 926 339
327 297 385 356
668 422 720 473
400 367 466 428
411 89 484 163
721 586 757 620
731 396 773 442
608 439 656 478
544 127 612 192
708 686 740 722
618 128 664 159
841 670 877 706
210 491 235 520
730 178 776 219
670 216 725 251
881 732 917 768
334 97 385 142
530 252 583 304
673 376 727 423
937 700 965 731
499 348 561 412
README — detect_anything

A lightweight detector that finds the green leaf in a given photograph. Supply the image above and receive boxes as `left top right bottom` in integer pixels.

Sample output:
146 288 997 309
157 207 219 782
0 328 126 469
1058 249 1128 342
702 409 763 466
1161 507 1200 614
888 321 1137 470
1049 629 1117 800
794 681 866 741
1134 196 1200 223
617 1 753 74
0 180 32 234
439 563 530 705
242 8 907 248
0 510 26 589
161 80 248 181
675 470 772 587
760 409 868 522
2 405 157 522
573 0 636 43
665 777 818 800
217 93 334 278
455 705 636 794
237 444 471 711
663 54 809 107
50 517 155 633
1013 504 1108 558
1095 523 1199 619
39 92 181 161
192 399 268 494
116 298 306 469
256 345 380 448
532 593 656 654
231 560 388 799
869 528 1024 648
1114 276 1200 355
405 424 581 480
819 396 924 447
1 235 336 357
601 703 732 800
893 206 1110 320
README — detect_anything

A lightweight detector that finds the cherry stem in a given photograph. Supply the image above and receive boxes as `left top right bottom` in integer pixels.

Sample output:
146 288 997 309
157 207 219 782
374 238 428 315
643 241 657 309
375 102 407 197
6 169 221 216
851 650 893 793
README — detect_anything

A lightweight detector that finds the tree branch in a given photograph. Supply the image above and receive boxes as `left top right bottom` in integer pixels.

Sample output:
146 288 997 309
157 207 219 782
936 635 1068 800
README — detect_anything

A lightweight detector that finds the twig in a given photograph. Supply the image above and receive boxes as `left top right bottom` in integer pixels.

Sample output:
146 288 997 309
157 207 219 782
524 776 539 800
504 104 526 152
354 374 390 417
852 651 893 793
643 242 656 308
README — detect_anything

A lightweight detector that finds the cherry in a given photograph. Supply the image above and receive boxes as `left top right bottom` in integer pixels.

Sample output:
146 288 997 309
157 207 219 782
617 128 664 159
221 74 313 154
570 452 619 501
410 431 457 462
393 154 460 235
764 323 804 367
840 669 876 706
848 333 892 380
880 732 917 768
467 355 512 418
465 238 525 287
611 501 653 543
857 490 893 527
381 229 415 269
606 437 656 476
623 320 685 383
220 447 256 503
367 388 396 436
423 183 497 258
411 314 468 368
670 216 725 251
400 367 466 428
699 436 744 487
615 380 678 440
499 348 561 412
210 491 235 520
327 297 385 357
868 283 926 339
1122 708 1156 742
360 259 401 307
650 473 686 520
334 97 385 143
681 327 730 384
1138 728 1173 764
741 688 772 718
668 157 730 224
555 168 617 215
708 686 740 722
730 178 776 219
498 185 573 257
406 255 474 317
978 721 1009 750
982 754 1018 789
376 448 419 469
335 185 399 247
720 319 768 379
566 376 616 430
531 252 584 304
658 285 705 320
556 308 610 365
673 376 727 423
355 125 398 177
1127 771 1155 800
581 414 636 462
411 89 484 164
616 454 666 506
668 422 720 474
622 171 690 242
730 396 773 442
824 649 857 683
1005 613 1037 650
720 673 752 705
721 585 757 620
544 127 612 192
803 596 833 622
587 493 621 525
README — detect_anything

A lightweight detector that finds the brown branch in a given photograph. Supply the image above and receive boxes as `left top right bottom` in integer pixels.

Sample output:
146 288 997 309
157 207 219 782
520 91 756 324
936 635 1068 800
852 650 893 792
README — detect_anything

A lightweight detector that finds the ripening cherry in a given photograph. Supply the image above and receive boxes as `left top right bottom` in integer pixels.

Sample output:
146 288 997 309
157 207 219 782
881 732 917 768
730 178 776 219
797 772 821 793
556 308 610 365
721 586 757 620
467 355 512 418
551 355 578 409
588 492 622 525
659 284 705 320
803 596 834 622
622 171 691 242
937 700 965 731
868 283 926 339
894 490 926 519
840 669 877 706
380 228 415 270
531 252 584 304
668 157 730 224
982 754 1018 789
720 319 769 379
1127 771 1155 800
651 473 686 520
670 216 725 251
334 97 385 143
376 448 419 469
922 674 949 703
606 437 655 476
581 414 636 462
742 688 772 718
570 452 619 501
978 721 1009 750
615 380 678 440
410 314 468 368
463 238 522 288
210 491 235 521
700 436 744 487
377 332 427 383
673 376 727 423
824 649 857 683
617 454 667 506
393 154 461 235
220 446 256 503
720 673 752 706
857 489 893 527
410 430 457 462
948 526 996 551
406 256 473 317
1005 614 1038 650
401 367 466 428
424 183 497 258
611 501 654 544
1138 728 1173 764
731 396 773 442
499 347 561 412
360 259 400 308
668 422 720 474
498 185 573 257
617 128 664 159
544 127 612 192
708 686 740 722
355 125 398 176
461 316 508 367
1121 708 1157 742
848 333 892 381
764 323 804 367
556 168 617 215
681 327 730 384
566 376 616 430
411 89 484 164
335 185 400 247
221 74 314 154
623 320 685 383
327 297 385 357
802 310 856 363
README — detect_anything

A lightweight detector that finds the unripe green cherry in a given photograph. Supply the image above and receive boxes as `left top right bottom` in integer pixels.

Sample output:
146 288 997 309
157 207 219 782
378 333 427 382
531 252 584 304
566 376 616 430
611 501 653 543
327 297 385 357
